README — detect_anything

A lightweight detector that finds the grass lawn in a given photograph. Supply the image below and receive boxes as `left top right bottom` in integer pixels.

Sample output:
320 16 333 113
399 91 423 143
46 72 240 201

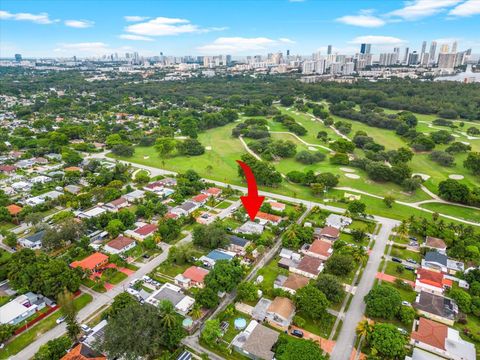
349 219 376 233
389 246 422 263
257 257 289 298
215 200 233 209
156 261 192 278
384 261 416 282
420 202 480 224
339 232 368 247
0 293 93 359
102 269 128 284
297 311 336 339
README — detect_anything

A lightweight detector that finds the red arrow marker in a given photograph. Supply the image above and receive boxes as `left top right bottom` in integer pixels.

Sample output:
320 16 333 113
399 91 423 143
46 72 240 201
236 160 265 221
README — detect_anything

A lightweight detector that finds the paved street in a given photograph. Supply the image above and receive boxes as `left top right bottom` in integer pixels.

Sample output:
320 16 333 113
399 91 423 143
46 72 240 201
330 218 399 360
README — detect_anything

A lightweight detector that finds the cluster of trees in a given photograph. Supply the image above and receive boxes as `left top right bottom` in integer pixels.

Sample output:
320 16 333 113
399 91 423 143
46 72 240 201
357 321 408 359
429 150 455 167
438 179 480 207
350 158 413 188
286 170 339 195
273 114 307 136
232 118 270 139
295 150 326 164
249 138 297 160
238 154 282 187
193 222 229 249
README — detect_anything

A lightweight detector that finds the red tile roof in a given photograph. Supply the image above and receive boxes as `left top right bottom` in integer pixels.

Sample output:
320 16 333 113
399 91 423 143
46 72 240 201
108 197 127 206
183 266 209 283
417 268 448 288
411 318 447 350
0 165 17 172
135 223 158 236
426 236 447 250
71 252 109 271
6 204 22 216
192 194 209 203
64 166 82 172
309 239 333 257
61 343 106 360
205 187 222 195
297 255 322 275
106 236 135 250
256 211 282 223
269 201 286 210
319 226 340 238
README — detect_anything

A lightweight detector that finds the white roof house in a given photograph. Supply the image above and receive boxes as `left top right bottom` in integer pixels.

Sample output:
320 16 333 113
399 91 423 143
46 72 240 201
325 214 352 229
25 190 63 206
77 206 107 219
0 295 38 325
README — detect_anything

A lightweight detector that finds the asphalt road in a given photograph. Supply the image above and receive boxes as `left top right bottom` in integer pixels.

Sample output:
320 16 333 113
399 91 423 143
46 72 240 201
330 218 399 360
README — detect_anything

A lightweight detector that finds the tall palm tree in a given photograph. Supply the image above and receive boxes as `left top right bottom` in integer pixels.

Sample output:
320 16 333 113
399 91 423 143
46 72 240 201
356 319 373 338
352 246 368 266
159 300 177 329
190 304 202 320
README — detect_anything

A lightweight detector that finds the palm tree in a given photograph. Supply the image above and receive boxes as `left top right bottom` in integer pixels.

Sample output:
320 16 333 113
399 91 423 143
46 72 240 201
352 246 368 266
159 300 177 329
396 220 409 243
356 319 373 338
190 304 202 320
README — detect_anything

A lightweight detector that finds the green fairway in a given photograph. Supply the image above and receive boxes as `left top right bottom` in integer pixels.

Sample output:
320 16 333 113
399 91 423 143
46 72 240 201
420 202 480 223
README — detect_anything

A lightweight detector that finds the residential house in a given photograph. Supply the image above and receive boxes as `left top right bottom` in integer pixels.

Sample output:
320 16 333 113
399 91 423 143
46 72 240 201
291 255 323 279
83 319 107 348
11 181 31 193
410 317 475 360
227 235 251 255
145 283 195 315
123 189 145 203
274 274 309 295
265 297 295 328
255 211 282 226
405 348 445 360
103 197 129 212
60 343 106 360
191 193 209 205
232 320 279 360
415 268 453 295
170 201 199 217
19 230 45 250
31 175 51 184
300 238 333 261
0 165 17 173
125 223 158 241
174 266 209 289
235 221 264 235
64 166 83 172
202 187 222 197
64 184 82 194
103 235 136 254
314 226 340 241
424 236 447 254
77 206 107 219
70 252 109 271
199 249 235 268
325 214 352 229
0 293 40 325
422 252 465 275
196 212 215 225
266 200 285 212
24 190 63 207
414 291 458 326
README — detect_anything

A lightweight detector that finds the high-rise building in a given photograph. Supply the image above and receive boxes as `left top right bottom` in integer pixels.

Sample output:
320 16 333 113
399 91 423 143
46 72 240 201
360 43 371 54
379 53 398 66
451 41 458 53
440 44 449 53
421 41 427 55
329 62 342 74
429 41 437 64
315 59 326 74
437 53 457 69
403 47 410 64
302 61 316 74
408 51 420 65
286 49 290 56
14 54 22 62
342 62 355 75
327 45 332 55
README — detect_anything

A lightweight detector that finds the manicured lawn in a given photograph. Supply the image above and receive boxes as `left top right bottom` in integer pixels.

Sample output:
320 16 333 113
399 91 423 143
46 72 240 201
384 261 416 282
339 232 369 247
102 269 127 284
0 293 93 358
349 219 376 233
420 202 480 224
156 261 192 278
389 246 422 263
297 311 336 339
257 257 289 298
215 200 233 209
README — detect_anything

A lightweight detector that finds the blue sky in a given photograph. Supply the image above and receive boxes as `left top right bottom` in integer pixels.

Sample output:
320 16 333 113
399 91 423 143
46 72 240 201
1 0 479 58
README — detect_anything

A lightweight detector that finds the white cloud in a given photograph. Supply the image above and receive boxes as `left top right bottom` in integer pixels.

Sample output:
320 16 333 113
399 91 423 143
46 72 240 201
64 19 94 28
119 34 154 41
349 35 406 45
125 16 224 36
448 0 480 16
197 37 294 54
336 13 386 27
124 15 150 22
388 0 462 20
0 10 57 24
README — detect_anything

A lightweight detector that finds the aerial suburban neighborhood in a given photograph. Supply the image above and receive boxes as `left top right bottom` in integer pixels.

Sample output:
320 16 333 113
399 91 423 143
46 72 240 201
1 1 480 360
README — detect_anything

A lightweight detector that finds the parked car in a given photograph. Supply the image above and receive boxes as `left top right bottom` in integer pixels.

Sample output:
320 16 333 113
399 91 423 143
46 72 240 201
291 329 304 338
409 236 417 241
406 258 417 264
80 324 91 333
56 315 66 324
404 265 415 271
397 328 408 335
392 257 402 263
402 301 412 307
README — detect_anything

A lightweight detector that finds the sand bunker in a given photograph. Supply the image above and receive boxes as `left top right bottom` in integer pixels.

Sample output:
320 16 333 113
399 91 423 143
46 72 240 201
143 156 150 160
345 173 360 179
412 173 430 181
449 174 464 180
308 146 318 151
340 167 356 173
205 146 212 150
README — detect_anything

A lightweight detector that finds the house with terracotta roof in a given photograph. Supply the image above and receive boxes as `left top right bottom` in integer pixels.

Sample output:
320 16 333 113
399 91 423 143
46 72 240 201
103 197 129 212
0 165 17 173
232 320 279 360
255 211 282 226
424 236 447 254
70 252 109 271
266 297 295 328
202 187 222 197
64 166 83 172
266 200 286 212
103 235 136 254
314 226 340 241
300 238 333 261
125 223 158 241
191 193 209 205
61 343 106 360
274 273 309 295
290 255 323 279
415 268 452 295
410 317 476 360
174 266 209 289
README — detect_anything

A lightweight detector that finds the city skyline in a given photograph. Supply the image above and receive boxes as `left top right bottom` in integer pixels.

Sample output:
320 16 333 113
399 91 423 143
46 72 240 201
1 0 480 58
